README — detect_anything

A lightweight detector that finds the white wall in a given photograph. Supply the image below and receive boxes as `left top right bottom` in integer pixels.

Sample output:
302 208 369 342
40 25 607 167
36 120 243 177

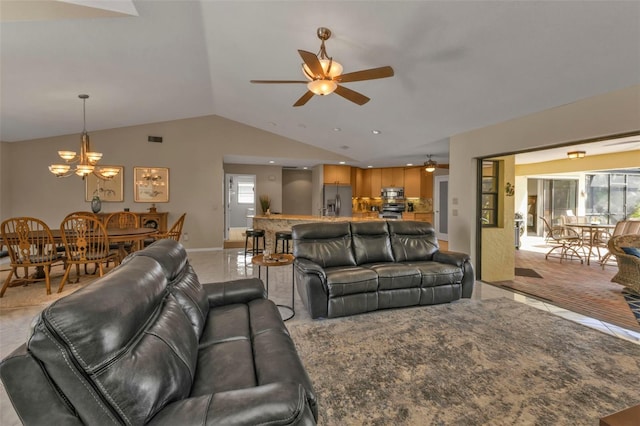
449 84 640 273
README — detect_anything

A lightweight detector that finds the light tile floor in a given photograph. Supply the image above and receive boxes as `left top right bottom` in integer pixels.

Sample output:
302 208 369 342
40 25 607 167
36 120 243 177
1 247 638 424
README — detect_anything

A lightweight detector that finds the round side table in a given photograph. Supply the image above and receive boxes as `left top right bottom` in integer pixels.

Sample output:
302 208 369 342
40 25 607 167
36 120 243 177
251 253 295 321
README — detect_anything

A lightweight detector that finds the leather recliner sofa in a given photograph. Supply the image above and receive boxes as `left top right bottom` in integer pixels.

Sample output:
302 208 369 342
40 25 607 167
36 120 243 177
0 239 317 425
292 220 474 319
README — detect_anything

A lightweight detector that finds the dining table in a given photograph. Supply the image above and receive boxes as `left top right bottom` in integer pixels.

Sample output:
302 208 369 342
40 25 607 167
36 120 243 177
568 223 616 265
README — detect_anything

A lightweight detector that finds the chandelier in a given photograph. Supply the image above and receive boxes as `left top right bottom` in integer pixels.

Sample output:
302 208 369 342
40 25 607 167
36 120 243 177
302 28 343 96
424 155 437 173
48 94 120 179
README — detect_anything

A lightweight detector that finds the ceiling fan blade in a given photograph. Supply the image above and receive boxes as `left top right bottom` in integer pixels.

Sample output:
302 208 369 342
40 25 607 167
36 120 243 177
337 66 394 83
298 50 325 78
250 80 308 84
334 85 370 105
293 91 315 107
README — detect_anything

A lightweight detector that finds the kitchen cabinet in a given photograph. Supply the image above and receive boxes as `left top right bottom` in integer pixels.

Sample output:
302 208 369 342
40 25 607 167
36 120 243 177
369 168 382 197
323 165 351 185
414 212 434 223
404 167 421 197
402 212 415 220
361 169 372 197
421 170 434 199
380 167 404 188
352 167 364 197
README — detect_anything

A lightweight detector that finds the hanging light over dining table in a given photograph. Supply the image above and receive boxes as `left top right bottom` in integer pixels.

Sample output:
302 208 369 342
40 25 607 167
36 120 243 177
48 94 120 180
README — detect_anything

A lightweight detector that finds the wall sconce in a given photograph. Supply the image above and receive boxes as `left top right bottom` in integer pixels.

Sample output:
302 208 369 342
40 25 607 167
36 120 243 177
567 150 586 159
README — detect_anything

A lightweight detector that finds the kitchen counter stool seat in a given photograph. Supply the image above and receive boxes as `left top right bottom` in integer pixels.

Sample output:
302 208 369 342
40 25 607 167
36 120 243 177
244 228 265 256
275 231 293 253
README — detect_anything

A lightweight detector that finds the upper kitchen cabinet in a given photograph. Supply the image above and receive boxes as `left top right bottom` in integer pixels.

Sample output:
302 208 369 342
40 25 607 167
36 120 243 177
380 167 404 188
351 167 364 197
369 168 382 197
421 169 434 199
404 167 421 197
323 165 351 185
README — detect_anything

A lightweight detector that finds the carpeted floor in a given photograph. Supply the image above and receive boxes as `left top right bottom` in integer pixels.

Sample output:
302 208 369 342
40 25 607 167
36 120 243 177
288 298 640 426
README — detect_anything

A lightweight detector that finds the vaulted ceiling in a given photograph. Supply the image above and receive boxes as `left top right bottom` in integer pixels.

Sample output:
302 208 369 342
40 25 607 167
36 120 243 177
1 1 639 167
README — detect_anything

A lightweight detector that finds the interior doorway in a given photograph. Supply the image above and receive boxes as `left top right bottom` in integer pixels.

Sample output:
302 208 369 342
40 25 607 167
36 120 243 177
434 175 449 241
224 174 256 244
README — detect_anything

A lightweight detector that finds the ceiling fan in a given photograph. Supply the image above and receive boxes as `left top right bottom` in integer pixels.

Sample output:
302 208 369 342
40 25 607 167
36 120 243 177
250 27 394 107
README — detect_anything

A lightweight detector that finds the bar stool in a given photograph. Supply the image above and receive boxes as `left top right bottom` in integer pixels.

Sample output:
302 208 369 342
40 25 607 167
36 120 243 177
275 231 293 254
244 229 265 256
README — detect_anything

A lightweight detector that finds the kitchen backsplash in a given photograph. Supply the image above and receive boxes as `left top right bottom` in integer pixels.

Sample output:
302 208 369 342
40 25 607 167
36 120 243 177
352 197 433 212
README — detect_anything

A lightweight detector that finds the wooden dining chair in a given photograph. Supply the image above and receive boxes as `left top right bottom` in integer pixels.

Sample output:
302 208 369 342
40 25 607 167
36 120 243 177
151 213 186 243
58 215 119 293
105 212 140 262
0 217 65 297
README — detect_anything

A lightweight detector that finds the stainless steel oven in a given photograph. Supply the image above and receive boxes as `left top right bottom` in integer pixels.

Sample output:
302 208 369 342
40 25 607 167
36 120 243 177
381 187 404 198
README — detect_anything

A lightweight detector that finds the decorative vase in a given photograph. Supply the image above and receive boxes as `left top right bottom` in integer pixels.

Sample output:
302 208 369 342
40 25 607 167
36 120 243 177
91 195 102 213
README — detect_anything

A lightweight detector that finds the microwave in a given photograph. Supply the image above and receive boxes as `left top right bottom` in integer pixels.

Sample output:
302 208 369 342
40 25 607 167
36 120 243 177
381 187 404 198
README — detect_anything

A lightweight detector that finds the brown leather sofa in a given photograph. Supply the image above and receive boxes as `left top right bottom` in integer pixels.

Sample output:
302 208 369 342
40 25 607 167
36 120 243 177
1 239 317 425
292 220 474 319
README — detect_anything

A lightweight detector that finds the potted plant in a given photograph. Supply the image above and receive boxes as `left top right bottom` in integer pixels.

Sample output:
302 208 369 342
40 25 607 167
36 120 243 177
259 195 271 215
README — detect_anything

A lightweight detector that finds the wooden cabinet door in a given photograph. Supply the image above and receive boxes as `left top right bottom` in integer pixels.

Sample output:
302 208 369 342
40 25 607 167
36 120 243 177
352 168 364 197
421 170 434 199
370 168 382 197
380 168 393 187
324 165 351 184
362 169 372 197
404 167 421 197
392 167 405 187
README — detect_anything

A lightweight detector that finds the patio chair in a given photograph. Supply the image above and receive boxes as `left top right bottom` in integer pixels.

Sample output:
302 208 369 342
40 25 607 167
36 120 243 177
544 222 584 264
598 220 640 269
608 234 640 294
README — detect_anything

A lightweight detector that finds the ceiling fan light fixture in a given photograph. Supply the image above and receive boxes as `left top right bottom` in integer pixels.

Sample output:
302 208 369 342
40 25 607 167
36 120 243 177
307 79 337 96
302 59 343 81
424 155 437 173
567 150 586 159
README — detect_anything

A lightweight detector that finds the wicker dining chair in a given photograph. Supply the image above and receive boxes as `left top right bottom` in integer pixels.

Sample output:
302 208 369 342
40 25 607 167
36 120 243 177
0 217 65 297
58 215 119 293
543 218 584 263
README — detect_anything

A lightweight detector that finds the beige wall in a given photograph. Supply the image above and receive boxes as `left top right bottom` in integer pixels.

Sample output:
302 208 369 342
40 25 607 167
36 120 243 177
0 115 349 249
223 163 284 214
282 169 313 215
450 84 640 279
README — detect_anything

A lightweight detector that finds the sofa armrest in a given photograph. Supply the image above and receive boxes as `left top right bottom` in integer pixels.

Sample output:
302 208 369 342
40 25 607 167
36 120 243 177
433 250 475 299
293 258 326 280
1 344 84 426
148 383 316 426
432 250 469 266
203 278 267 308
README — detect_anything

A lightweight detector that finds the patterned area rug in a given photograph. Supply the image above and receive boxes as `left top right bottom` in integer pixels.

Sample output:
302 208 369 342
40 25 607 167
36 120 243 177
288 298 640 425
622 289 640 326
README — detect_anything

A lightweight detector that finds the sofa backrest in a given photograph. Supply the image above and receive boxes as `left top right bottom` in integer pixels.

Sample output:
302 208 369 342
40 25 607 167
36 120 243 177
128 239 209 339
27 255 198 425
293 221 356 267
351 221 395 264
387 221 439 262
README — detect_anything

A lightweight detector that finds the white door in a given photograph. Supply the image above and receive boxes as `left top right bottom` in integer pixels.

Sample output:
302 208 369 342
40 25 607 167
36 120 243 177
224 174 256 240
434 175 449 241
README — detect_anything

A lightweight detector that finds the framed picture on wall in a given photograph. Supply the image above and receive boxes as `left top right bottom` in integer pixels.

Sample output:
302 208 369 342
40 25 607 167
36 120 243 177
85 166 124 202
134 167 169 202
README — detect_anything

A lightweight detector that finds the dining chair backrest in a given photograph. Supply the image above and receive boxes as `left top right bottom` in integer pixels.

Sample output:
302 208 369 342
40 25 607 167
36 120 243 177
0 217 58 266
614 219 640 236
106 211 139 229
59 216 111 262
64 211 98 220
156 213 186 242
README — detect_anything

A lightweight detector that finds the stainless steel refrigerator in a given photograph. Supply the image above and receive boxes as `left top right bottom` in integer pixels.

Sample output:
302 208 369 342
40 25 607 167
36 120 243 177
323 184 352 217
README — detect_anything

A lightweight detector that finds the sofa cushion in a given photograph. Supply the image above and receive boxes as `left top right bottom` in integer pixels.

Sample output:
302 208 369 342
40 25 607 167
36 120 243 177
293 222 356 267
410 261 465 286
28 256 198 425
325 266 379 296
351 221 394 264
364 263 421 290
388 221 439 262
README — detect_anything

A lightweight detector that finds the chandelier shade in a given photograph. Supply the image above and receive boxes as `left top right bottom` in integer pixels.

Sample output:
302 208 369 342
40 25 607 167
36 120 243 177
49 94 119 180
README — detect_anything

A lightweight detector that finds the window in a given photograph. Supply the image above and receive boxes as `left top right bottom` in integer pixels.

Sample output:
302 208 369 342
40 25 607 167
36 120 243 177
585 172 640 223
237 181 255 204
481 160 499 226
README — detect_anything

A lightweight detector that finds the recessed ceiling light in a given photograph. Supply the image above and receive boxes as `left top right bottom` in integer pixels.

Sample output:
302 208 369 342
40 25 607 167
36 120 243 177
367 165 373 168
372 130 381 135
333 127 341 132
303 166 308 170
406 163 413 166
339 161 346 165
269 160 275 164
